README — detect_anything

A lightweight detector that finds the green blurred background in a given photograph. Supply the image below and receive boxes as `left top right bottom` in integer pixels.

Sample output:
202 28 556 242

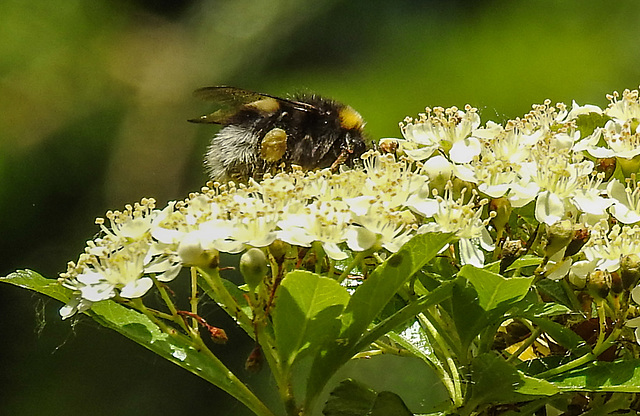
1 0 639 414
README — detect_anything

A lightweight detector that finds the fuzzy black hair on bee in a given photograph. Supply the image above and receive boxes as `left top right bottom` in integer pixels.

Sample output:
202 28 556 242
189 86 369 183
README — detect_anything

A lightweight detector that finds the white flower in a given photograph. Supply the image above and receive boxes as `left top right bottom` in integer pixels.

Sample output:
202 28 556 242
361 152 429 209
417 183 494 267
605 88 640 124
608 178 640 224
346 202 415 253
278 200 351 260
399 105 481 162
570 223 640 286
60 240 156 318
526 139 594 225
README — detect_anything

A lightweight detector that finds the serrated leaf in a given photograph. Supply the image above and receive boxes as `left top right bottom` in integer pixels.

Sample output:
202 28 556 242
2 270 274 416
516 300 572 319
535 278 574 309
2 269 73 303
273 270 350 369
369 391 413 416
548 359 640 393
197 272 254 335
460 265 534 311
342 232 454 344
323 379 377 416
307 232 454 407
322 379 412 416
468 353 558 408
527 316 590 355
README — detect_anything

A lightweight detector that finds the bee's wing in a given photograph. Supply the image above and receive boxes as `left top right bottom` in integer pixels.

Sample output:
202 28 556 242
189 86 317 124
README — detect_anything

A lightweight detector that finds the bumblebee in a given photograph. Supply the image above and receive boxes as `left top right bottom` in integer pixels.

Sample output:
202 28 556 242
189 86 369 182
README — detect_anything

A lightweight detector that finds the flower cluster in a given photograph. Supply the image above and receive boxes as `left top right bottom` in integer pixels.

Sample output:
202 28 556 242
60 87 640 331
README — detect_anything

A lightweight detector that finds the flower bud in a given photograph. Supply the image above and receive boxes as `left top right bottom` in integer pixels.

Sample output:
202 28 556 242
621 254 640 290
544 220 574 258
245 344 263 373
268 239 289 265
240 248 268 291
177 235 219 269
609 272 624 296
586 270 611 301
499 238 524 273
421 155 453 195
490 197 512 234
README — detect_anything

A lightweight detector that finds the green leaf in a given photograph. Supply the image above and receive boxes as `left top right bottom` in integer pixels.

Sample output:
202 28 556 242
323 379 377 416
323 379 412 416
504 255 543 272
516 299 572 319
342 232 454 345
468 353 558 409
2 269 73 303
197 272 254 335
273 270 350 369
535 278 574 309
527 316 591 355
355 279 457 354
2 270 275 416
459 265 534 311
369 391 413 416
306 232 454 408
549 360 640 393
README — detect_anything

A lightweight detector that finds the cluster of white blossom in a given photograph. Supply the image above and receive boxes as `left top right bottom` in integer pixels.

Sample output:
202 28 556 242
59 87 640 325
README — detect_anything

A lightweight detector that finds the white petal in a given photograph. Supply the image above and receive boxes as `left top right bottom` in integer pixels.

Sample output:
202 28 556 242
212 239 246 254
80 282 116 302
120 277 153 298
60 297 81 320
570 259 597 280
535 191 565 225
458 238 484 267
478 227 495 251
572 192 613 216
627 316 640 328
156 263 182 282
609 203 640 224
406 196 439 217
547 258 572 281
452 163 477 183
346 226 377 251
450 137 481 164
632 286 640 306
152 228 183 244
76 271 103 285
322 242 348 261
403 146 437 161
277 228 314 247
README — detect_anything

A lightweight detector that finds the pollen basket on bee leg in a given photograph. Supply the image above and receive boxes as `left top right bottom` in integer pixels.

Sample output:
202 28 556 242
260 128 288 162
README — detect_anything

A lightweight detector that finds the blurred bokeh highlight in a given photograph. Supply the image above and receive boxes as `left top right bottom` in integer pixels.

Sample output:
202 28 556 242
2 0 639 414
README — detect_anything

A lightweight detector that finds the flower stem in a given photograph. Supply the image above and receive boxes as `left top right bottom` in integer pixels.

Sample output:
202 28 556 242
190 267 199 330
337 250 371 284
417 312 464 407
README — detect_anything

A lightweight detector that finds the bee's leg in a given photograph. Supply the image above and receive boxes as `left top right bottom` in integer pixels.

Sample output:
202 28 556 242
329 148 352 173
